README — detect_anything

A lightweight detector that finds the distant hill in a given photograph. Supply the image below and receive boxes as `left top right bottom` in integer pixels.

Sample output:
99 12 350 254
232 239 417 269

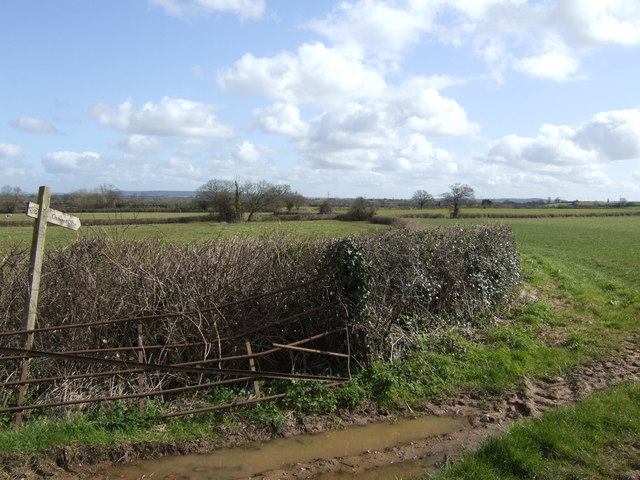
490 198 546 204
120 190 196 198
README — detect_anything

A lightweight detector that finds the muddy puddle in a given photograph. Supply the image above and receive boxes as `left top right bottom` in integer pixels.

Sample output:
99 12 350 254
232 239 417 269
98 415 466 480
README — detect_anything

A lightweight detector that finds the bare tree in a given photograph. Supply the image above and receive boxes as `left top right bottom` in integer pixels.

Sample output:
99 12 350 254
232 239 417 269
411 189 434 209
282 189 307 213
0 185 25 213
442 183 475 218
242 181 292 221
196 179 242 222
98 184 121 209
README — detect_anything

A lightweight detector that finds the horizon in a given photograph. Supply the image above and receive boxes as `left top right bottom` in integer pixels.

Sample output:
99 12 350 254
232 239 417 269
9 187 637 204
1 1 639 200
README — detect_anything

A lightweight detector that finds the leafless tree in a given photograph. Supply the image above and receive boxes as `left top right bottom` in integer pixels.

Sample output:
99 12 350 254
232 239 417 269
442 183 475 218
0 185 25 213
411 189 434 209
196 179 242 222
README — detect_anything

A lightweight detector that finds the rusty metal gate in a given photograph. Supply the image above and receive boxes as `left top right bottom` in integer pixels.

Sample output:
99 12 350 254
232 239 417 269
0 276 352 426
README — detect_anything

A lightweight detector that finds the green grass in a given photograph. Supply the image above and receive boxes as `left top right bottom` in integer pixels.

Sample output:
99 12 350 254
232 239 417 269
0 211 210 223
0 215 638 468
430 382 640 480
0 219 388 249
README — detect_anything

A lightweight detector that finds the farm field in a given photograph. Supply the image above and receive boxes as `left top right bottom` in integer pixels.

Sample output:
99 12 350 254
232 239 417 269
0 219 388 249
0 211 210 223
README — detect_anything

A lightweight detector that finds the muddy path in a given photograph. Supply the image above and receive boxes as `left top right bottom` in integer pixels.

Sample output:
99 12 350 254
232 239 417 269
3 334 639 480
250 334 640 480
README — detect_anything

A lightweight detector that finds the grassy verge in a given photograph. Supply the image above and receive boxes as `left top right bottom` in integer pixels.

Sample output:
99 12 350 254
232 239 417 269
430 382 640 480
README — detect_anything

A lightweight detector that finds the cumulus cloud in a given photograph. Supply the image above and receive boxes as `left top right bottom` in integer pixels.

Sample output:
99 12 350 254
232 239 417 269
0 143 23 158
149 0 265 21
111 135 165 155
513 49 582 82
253 88 476 172
42 151 103 173
486 108 640 180
253 103 309 138
235 140 261 163
558 0 640 47
91 97 234 138
305 0 433 60
304 0 640 82
12 117 60 134
297 105 456 173
390 88 479 137
218 42 386 109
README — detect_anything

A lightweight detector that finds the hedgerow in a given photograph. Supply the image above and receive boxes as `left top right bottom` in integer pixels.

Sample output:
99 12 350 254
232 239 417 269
0 225 519 410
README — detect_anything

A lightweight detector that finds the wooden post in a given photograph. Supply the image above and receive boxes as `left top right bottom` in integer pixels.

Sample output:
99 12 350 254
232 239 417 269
137 323 146 415
23 186 51 332
14 186 81 428
15 187 50 427
245 340 260 398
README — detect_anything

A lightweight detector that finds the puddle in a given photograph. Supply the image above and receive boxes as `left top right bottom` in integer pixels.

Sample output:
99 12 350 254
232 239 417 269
311 456 442 480
98 415 465 479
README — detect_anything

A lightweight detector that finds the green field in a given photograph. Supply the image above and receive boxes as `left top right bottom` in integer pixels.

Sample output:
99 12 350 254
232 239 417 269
0 219 388 249
1 213 638 476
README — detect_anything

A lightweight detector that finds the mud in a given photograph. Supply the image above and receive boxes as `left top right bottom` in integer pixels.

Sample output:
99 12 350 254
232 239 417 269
3 334 638 480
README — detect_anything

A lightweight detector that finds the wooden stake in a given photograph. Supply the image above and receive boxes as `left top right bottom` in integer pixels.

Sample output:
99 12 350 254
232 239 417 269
137 323 146 415
245 340 261 397
15 186 51 427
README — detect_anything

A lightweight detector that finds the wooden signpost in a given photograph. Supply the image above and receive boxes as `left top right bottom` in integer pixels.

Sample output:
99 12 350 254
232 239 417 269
15 186 81 427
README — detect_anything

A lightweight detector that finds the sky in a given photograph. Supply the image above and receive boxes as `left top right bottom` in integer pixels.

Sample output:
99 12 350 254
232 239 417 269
1 0 640 200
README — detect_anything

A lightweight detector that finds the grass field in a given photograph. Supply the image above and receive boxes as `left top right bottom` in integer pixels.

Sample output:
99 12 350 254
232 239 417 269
0 211 210 223
0 214 638 476
0 219 388 249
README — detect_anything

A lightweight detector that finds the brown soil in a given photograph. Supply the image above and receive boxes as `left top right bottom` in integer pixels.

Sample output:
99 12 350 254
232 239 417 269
2 334 638 480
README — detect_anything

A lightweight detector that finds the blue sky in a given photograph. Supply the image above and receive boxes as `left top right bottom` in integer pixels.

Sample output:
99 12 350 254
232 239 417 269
1 0 640 200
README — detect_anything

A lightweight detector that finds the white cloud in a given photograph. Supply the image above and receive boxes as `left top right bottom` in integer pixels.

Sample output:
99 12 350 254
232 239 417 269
111 135 165 155
558 0 640 47
486 108 640 180
573 109 640 161
513 49 581 82
235 140 261 163
304 0 640 82
0 143 23 158
91 97 234 138
253 103 309 138
391 88 479 136
149 0 265 21
295 102 457 173
12 117 60 134
306 0 433 60
218 42 386 109
42 151 103 173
